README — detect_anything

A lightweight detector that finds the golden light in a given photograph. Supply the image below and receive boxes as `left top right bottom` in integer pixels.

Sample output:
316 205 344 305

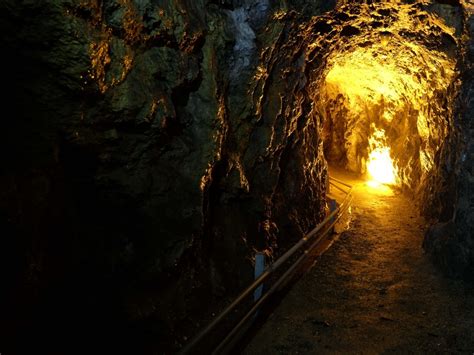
318 3 458 191
367 147 396 185
322 37 454 185
366 127 397 185
324 46 428 114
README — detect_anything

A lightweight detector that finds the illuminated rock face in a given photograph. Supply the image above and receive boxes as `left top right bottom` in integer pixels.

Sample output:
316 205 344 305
318 2 458 192
313 1 474 279
423 4 474 279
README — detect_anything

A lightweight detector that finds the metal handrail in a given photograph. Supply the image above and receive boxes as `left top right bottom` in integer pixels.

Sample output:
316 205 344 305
180 177 353 354
330 180 350 194
212 191 353 353
329 176 352 189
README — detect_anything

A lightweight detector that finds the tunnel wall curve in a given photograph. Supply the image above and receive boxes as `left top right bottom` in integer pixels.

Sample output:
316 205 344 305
423 3 474 280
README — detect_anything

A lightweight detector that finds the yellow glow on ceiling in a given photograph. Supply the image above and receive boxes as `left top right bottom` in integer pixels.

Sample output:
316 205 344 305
325 51 406 112
323 44 453 119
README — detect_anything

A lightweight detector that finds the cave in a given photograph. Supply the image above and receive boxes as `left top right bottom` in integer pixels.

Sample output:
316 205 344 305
1 0 473 354
318 9 457 191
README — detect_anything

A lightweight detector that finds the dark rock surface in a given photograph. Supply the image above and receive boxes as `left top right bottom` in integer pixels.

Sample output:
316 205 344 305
423 3 474 279
0 0 332 352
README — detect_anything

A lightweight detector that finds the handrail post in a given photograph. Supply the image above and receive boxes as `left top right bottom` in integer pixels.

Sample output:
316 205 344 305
180 176 353 354
254 253 265 302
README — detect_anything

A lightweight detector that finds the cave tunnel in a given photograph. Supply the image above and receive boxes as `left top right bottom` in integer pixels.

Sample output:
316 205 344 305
1 0 473 354
318 7 457 191
316 2 456 191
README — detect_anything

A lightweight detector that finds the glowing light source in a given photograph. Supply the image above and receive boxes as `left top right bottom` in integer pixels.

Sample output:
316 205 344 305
367 147 396 185
367 127 397 185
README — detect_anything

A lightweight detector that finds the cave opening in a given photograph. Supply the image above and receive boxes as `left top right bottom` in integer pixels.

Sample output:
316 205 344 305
317 4 457 192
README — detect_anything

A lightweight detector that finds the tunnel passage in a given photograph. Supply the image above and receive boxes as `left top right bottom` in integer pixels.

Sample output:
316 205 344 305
314 3 458 190
0 0 470 353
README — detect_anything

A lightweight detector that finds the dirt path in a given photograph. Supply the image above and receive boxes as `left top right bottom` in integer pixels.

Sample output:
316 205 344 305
244 170 474 354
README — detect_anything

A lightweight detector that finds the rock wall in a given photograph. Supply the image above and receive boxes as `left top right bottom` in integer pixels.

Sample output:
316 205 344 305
424 2 474 279
0 0 332 352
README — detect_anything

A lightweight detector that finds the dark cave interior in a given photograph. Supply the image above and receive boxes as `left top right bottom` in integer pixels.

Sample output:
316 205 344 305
0 0 473 353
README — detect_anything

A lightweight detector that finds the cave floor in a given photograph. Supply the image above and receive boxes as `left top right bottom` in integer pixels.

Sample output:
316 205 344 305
244 169 474 354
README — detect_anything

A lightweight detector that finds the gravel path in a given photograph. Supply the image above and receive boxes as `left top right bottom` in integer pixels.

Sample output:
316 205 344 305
244 171 474 354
